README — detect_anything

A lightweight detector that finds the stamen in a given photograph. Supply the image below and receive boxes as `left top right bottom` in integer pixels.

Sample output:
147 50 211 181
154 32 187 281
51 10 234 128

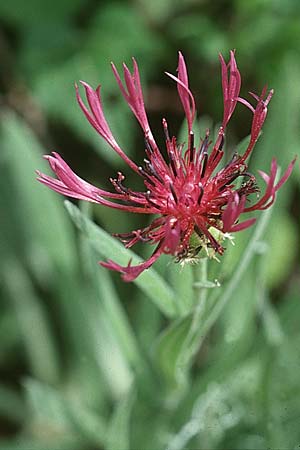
197 183 204 204
145 191 161 209
169 151 178 175
189 131 195 162
200 153 208 178
199 129 210 155
219 134 225 151
169 182 178 204
144 136 154 156
143 159 164 183
138 166 156 186
162 118 170 141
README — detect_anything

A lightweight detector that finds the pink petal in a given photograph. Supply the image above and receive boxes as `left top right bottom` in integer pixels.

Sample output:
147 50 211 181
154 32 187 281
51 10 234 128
165 59 196 132
230 217 256 232
219 50 241 128
274 156 297 191
177 51 195 131
76 82 139 173
100 246 162 282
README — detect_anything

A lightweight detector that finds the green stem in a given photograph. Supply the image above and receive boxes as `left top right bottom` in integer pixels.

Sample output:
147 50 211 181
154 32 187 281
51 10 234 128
176 258 210 376
200 205 274 342
178 206 274 381
191 258 208 332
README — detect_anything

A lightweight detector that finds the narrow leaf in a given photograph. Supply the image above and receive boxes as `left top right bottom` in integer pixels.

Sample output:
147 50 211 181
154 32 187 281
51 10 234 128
65 201 177 317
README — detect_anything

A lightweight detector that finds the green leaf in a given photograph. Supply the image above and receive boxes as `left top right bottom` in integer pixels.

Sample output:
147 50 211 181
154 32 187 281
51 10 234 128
0 311 20 364
167 263 194 316
0 384 26 423
65 201 177 317
24 379 70 430
0 0 85 26
0 110 76 274
263 213 298 288
106 390 135 450
80 231 143 371
24 378 106 446
155 314 193 387
0 439 83 450
3 259 60 384
253 55 300 188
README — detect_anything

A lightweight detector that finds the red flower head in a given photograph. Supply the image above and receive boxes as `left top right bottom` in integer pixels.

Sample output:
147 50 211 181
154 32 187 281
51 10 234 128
37 51 296 281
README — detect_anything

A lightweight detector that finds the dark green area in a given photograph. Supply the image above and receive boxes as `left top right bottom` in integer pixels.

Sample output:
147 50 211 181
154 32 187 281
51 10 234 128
0 0 300 448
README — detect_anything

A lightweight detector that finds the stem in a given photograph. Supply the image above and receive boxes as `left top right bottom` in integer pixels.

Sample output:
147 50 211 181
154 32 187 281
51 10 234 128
201 205 274 341
178 205 274 381
191 258 208 332
176 258 210 375
193 257 208 304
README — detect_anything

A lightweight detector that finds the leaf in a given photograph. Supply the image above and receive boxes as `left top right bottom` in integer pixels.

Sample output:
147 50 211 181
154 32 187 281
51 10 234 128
65 201 177 318
24 378 106 446
0 384 26 423
262 213 298 288
0 439 83 450
253 54 300 191
3 259 60 384
105 390 135 450
0 0 85 26
0 110 76 274
167 263 194 316
166 357 263 450
24 379 70 429
155 314 193 386
80 231 143 371
0 311 20 364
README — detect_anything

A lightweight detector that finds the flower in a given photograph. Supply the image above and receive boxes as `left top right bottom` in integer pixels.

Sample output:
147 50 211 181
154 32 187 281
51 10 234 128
37 51 296 281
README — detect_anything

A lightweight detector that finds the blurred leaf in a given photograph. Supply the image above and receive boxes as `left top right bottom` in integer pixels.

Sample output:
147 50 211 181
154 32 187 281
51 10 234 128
172 15 228 60
65 201 177 317
20 23 78 77
81 235 143 371
137 0 186 24
0 385 26 423
133 290 162 350
0 311 19 364
253 54 300 185
0 0 85 26
64 396 108 446
263 213 298 288
24 378 106 446
155 314 193 387
0 110 76 274
106 390 135 450
0 439 83 450
86 3 164 70
264 335 300 449
3 259 60 384
84 292 133 399
25 379 71 431
167 264 194 316
210 274 257 372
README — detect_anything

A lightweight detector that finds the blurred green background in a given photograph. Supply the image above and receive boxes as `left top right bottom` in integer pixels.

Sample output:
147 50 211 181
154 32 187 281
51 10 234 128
0 0 300 449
